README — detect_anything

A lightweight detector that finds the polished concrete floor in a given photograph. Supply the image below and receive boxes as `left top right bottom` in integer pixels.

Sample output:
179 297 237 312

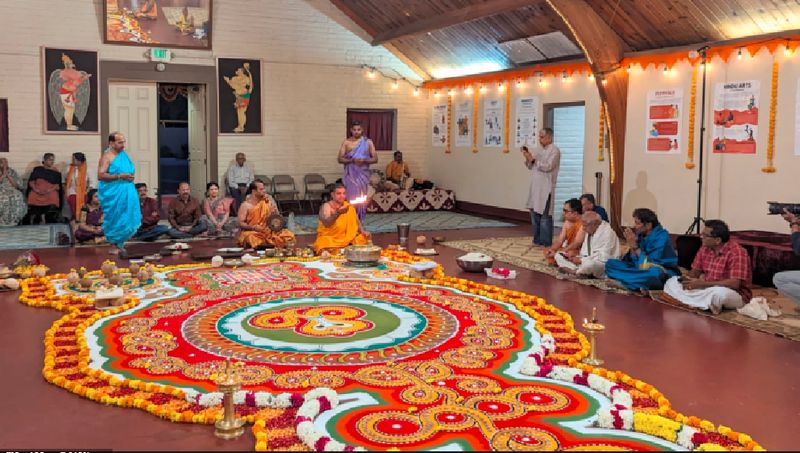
1 224 798 450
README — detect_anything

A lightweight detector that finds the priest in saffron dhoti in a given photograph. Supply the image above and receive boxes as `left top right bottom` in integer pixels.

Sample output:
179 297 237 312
98 132 141 257
314 184 371 253
237 179 295 248
338 120 377 221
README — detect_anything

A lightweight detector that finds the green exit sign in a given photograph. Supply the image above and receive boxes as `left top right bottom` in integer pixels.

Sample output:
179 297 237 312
150 48 171 62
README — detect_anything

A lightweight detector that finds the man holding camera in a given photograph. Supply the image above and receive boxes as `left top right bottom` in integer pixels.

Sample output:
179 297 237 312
773 209 800 305
664 219 751 314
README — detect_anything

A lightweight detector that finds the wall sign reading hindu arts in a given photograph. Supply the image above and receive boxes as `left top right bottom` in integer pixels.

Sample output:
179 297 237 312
514 96 539 148
645 89 682 154
42 47 99 134
454 100 472 147
431 104 447 147
712 80 759 154
483 98 504 147
103 0 212 49
217 58 262 134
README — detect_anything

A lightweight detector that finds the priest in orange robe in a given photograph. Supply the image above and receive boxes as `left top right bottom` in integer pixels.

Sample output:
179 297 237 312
237 179 295 249
314 184 371 252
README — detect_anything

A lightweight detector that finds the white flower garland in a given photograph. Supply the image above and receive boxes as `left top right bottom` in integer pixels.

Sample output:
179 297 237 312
184 387 362 452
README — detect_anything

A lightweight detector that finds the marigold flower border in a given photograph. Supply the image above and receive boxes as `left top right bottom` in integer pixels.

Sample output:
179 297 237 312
18 252 763 451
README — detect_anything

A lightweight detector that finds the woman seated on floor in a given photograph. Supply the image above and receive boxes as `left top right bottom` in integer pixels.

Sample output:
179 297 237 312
74 189 105 244
0 157 27 226
202 181 237 236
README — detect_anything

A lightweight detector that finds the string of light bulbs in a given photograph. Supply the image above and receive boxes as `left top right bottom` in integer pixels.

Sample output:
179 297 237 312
361 64 422 96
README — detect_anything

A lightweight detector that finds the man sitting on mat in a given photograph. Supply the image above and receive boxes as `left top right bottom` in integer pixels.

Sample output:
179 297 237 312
314 183 371 253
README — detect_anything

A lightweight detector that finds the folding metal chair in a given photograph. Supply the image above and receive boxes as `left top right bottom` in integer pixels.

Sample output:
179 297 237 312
303 173 327 213
271 174 301 213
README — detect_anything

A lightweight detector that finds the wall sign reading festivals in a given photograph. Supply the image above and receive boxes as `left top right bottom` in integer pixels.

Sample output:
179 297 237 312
454 100 472 147
645 89 682 154
483 98 504 147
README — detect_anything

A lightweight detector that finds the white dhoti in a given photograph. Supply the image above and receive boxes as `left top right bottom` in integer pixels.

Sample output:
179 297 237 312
554 253 607 278
663 276 744 314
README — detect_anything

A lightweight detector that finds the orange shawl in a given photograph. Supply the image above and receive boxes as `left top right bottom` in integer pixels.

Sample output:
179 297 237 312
66 163 87 214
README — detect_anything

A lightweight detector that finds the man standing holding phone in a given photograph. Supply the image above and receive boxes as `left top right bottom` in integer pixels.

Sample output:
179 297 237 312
523 128 561 246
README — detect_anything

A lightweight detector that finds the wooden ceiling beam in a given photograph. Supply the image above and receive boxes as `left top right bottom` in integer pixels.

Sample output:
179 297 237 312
546 0 629 231
371 0 541 45
328 0 432 80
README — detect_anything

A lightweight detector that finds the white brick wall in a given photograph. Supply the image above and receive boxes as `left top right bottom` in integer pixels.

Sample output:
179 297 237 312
0 0 428 195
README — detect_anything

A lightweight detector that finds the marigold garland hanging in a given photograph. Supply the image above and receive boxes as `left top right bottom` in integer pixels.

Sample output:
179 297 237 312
472 89 479 153
445 95 453 154
598 104 606 162
685 65 698 169
503 86 511 153
763 60 779 173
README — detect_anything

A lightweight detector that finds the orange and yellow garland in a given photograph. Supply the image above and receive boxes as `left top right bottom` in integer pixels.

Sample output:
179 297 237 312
445 95 453 154
598 104 606 161
763 60 779 173
472 89 479 153
686 64 698 169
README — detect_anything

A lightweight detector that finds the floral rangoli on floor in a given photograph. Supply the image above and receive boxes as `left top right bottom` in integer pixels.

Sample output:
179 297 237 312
19 253 764 451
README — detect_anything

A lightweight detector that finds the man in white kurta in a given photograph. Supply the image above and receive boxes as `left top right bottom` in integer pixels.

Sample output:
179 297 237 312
523 128 561 246
555 211 620 278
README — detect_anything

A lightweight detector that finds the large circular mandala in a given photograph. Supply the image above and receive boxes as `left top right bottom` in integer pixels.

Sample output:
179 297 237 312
88 262 683 451
182 293 457 365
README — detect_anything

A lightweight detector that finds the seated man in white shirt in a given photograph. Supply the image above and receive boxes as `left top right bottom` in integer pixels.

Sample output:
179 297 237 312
555 211 620 278
225 152 254 208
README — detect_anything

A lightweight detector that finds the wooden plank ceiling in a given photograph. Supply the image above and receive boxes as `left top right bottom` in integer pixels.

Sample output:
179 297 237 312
330 0 800 78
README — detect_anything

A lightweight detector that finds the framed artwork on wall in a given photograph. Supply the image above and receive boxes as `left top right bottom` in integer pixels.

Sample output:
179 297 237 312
217 58 262 135
102 0 212 50
42 47 99 134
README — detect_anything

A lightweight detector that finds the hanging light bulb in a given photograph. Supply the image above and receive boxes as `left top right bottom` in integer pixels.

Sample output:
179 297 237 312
561 71 568 82
391 79 399 89
464 86 473 95
737 48 743 60
516 78 524 89
588 73 595 81
538 75 544 87
433 90 440 98
626 65 632 73
663 64 669 74
601 77 608 86
479 84 487 94
498 81 506 93
413 87 420 96
448 88 455 97
785 41 793 57
367 67 376 79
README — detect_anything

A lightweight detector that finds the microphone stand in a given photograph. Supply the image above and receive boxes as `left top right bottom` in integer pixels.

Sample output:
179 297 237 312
686 47 709 235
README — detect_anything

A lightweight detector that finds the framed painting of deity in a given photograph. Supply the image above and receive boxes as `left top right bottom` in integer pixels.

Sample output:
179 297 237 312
102 0 212 50
42 47 99 134
217 58 262 135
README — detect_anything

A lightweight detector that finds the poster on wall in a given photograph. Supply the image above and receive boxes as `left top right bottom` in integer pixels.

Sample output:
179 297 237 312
42 47 99 134
515 96 539 148
432 104 447 147
217 58 262 134
454 100 472 147
102 0 212 49
795 79 800 156
483 98 504 147
712 80 759 154
645 89 682 154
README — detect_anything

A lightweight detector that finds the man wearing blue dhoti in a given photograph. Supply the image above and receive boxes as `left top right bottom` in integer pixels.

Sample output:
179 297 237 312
605 208 679 292
98 131 141 257
338 120 377 221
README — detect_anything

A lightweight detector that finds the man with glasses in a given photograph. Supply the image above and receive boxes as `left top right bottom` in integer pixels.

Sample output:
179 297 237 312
556 210 620 278
663 219 751 314
523 128 561 246
606 208 679 292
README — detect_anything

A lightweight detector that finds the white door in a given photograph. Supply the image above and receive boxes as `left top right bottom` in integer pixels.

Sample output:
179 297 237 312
550 105 586 226
108 82 159 196
187 85 208 200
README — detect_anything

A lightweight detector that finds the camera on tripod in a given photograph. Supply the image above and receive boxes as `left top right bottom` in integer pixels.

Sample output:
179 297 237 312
767 201 800 215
